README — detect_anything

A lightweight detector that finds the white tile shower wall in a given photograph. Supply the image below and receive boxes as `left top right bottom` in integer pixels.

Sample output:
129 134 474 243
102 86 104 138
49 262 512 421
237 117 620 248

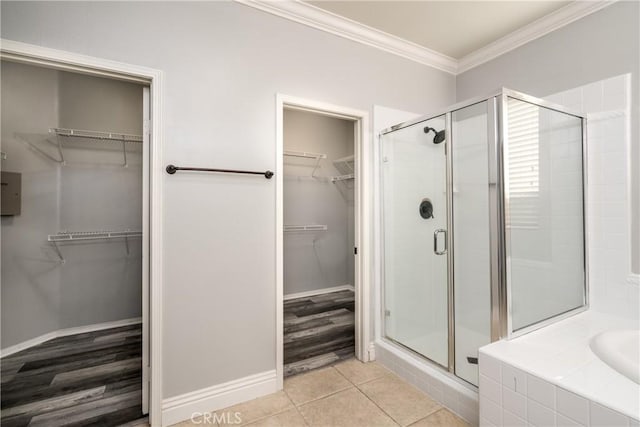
545 75 639 322
376 342 479 426
479 353 639 427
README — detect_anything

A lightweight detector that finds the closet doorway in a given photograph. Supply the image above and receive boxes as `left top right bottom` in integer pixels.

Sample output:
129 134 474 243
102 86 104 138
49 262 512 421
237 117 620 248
276 96 370 387
0 60 151 425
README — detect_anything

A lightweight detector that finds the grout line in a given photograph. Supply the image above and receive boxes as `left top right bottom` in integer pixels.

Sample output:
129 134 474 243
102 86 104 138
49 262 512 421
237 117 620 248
350 384 402 427
237 404 293 426
405 408 452 427
290 365 399 426
222 391 296 426
352 370 444 427
292 404 310 427
288 367 355 407
349 374 402 426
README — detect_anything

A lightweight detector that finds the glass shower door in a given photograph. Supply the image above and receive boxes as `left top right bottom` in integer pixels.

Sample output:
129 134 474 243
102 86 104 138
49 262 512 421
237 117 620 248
451 101 492 386
381 115 448 367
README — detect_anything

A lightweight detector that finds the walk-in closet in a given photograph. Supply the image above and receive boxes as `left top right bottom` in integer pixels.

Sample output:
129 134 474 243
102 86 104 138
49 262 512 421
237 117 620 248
1 60 148 426
283 108 356 377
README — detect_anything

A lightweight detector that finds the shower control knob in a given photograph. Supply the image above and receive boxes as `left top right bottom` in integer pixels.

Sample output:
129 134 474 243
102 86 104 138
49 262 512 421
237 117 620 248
419 199 434 219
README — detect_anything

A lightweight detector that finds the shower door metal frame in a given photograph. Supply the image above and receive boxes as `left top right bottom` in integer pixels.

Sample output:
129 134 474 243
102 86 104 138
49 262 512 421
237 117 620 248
499 89 590 339
378 112 452 372
378 88 590 383
444 111 455 372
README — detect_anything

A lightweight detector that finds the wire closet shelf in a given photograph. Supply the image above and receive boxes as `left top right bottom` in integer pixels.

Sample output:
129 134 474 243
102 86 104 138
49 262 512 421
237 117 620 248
48 230 142 263
49 127 143 167
283 151 354 182
283 225 328 232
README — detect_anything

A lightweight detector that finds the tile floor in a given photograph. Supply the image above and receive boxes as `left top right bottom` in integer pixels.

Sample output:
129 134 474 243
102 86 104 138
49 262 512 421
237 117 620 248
171 359 469 427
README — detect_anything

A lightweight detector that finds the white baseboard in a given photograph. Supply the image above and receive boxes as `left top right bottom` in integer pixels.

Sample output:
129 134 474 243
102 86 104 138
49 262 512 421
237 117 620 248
284 284 354 301
162 370 277 426
1 317 142 358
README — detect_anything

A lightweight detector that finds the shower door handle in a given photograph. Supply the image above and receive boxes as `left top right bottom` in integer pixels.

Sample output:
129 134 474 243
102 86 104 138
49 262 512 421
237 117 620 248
434 229 447 255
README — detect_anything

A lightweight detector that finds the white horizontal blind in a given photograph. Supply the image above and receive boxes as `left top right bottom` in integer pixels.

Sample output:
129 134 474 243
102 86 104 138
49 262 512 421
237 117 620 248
506 99 540 228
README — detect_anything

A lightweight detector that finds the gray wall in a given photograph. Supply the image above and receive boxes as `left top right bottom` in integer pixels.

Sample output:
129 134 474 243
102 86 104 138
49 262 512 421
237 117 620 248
1 62 62 348
56 72 144 329
0 1 456 398
283 109 354 295
456 1 640 273
1 61 143 349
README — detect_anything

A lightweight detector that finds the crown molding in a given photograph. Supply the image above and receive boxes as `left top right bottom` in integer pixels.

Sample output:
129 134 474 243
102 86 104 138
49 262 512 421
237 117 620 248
234 0 458 75
457 0 616 74
235 0 616 76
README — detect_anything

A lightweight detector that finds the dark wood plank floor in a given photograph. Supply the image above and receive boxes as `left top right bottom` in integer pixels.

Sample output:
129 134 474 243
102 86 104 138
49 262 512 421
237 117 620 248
284 289 355 377
1 324 146 427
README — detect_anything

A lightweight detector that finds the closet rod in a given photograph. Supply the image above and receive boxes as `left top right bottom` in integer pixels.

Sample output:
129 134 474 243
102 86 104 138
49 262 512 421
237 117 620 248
166 164 274 179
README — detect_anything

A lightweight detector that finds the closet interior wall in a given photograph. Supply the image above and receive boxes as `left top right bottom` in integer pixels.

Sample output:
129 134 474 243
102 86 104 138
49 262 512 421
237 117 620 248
1 61 143 350
283 109 355 296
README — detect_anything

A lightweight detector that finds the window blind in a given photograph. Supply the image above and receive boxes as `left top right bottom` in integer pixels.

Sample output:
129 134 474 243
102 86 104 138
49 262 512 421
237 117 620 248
507 99 540 228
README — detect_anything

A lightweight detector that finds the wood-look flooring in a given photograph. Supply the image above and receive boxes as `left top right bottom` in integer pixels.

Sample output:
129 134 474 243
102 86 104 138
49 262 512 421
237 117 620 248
284 289 355 377
1 324 146 427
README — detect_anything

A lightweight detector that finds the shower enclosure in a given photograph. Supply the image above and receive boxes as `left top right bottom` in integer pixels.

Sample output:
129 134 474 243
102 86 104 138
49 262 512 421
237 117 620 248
380 89 587 386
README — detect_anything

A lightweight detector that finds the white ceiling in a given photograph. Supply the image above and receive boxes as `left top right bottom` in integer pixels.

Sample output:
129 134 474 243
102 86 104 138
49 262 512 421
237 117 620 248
306 1 571 59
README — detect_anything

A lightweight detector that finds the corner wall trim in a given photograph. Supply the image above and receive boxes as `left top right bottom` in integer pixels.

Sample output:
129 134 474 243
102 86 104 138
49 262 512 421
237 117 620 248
161 370 277 427
284 284 354 301
234 0 457 74
235 0 616 76
457 0 616 73
1 317 142 358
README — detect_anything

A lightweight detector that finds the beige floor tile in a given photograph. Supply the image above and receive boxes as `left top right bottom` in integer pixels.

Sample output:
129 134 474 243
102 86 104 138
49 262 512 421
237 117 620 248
170 415 217 426
298 387 397 427
358 375 440 426
218 391 294 426
245 408 308 426
409 409 469 427
333 359 389 385
284 367 352 406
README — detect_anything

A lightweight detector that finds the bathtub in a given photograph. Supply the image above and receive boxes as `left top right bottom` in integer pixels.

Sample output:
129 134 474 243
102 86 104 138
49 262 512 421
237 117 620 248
591 329 640 384
478 311 640 426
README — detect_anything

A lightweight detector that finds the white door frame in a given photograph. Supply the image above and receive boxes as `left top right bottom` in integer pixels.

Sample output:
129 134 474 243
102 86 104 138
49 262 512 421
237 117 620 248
0 39 165 426
275 94 371 389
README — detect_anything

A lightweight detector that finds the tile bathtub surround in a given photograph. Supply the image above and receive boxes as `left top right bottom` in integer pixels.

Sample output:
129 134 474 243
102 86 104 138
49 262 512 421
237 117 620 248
477 74 640 427
478 350 640 427
171 360 470 426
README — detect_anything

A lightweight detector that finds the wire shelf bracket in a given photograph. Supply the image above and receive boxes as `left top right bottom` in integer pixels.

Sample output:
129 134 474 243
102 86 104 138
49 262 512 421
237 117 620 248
331 174 354 183
284 150 327 178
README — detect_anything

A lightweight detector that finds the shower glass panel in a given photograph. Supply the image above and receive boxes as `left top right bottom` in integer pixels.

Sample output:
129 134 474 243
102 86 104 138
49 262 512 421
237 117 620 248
505 97 586 332
381 115 448 367
378 89 587 386
451 101 492 385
